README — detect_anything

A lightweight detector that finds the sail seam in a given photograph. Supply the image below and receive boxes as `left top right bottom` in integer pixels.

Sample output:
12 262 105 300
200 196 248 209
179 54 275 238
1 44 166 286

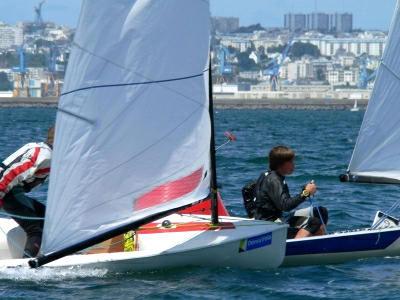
61 72 208 97
57 108 96 124
381 62 400 81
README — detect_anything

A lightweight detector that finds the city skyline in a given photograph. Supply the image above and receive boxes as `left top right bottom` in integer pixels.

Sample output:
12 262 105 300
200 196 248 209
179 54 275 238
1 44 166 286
0 0 397 30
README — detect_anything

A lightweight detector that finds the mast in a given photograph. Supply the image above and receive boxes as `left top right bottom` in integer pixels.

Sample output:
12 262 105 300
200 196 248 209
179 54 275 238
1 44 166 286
209 61 219 225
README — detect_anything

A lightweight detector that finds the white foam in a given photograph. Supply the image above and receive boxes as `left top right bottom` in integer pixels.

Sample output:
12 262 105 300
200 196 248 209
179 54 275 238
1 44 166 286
0 266 108 282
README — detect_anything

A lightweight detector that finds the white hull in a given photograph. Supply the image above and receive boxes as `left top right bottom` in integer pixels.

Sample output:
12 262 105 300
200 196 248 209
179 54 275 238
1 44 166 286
0 215 287 271
283 226 400 266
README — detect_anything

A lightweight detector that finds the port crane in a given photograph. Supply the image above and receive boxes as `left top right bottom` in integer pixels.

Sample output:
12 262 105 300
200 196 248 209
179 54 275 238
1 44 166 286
35 1 46 27
358 54 377 89
11 47 27 96
264 39 293 91
217 46 233 76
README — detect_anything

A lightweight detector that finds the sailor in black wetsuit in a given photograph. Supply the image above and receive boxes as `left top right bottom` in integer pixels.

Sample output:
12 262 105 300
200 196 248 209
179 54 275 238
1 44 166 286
254 146 328 239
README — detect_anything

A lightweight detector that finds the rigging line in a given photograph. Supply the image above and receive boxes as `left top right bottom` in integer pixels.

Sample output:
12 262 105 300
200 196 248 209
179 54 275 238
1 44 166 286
68 41 209 106
372 199 400 230
60 72 208 97
0 211 44 221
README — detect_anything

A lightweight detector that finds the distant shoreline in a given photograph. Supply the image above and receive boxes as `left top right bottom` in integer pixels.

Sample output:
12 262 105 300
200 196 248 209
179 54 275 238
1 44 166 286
0 97 58 108
0 97 368 110
214 98 368 110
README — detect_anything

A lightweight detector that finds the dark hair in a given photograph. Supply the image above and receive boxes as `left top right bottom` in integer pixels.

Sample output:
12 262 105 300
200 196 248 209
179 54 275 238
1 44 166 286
269 146 295 171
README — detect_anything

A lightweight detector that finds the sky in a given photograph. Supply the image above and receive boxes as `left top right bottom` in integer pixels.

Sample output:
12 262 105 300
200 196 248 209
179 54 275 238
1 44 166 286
0 0 397 31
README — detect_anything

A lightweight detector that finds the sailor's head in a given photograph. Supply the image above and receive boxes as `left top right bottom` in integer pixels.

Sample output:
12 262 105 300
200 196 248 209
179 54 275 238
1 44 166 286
46 126 55 146
269 146 295 176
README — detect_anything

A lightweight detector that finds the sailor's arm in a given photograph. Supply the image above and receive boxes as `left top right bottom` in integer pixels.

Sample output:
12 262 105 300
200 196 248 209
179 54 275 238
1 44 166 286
0 147 51 198
267 179 306 212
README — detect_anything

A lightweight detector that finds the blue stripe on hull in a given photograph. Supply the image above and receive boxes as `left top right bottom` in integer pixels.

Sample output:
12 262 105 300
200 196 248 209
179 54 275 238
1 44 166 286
286 230 400 256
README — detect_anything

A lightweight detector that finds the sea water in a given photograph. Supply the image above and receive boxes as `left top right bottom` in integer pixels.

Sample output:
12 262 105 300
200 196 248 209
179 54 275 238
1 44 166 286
0 108 398 299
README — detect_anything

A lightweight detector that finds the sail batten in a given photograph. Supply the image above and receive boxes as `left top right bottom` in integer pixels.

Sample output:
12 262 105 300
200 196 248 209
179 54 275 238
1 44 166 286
61 71 209 97
347 0 400 184
40 0 211 257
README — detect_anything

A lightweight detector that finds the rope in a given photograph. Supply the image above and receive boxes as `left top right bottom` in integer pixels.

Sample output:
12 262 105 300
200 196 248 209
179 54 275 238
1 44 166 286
215 140 231 151
0 211 44 221
309 197 328 234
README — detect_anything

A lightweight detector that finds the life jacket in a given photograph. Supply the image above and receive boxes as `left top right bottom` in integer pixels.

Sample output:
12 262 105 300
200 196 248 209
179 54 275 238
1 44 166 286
0 142 52 200
242 172 269 218
242 181 257 218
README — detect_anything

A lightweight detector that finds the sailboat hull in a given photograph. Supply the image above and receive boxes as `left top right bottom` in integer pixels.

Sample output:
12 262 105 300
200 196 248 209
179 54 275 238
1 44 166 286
0 216 287 271
283 227 400 266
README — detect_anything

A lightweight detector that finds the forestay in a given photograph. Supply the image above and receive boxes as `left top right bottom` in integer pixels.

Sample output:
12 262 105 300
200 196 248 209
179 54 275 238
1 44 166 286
347 0 400 184
41 0 211 255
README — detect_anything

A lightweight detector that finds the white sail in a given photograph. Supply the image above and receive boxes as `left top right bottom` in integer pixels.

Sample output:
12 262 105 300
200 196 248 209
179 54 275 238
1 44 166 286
347 1 400 183
41 0 211 255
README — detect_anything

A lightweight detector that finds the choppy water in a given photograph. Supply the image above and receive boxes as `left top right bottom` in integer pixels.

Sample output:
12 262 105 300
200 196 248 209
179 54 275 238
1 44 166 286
0 108 399 299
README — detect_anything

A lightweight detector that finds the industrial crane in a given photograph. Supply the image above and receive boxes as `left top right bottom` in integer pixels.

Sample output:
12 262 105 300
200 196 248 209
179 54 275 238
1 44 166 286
34 1 46 27
264 40 294 91
217 46 233 76
45 45 60 96
11 47 27 96
358 54 377 89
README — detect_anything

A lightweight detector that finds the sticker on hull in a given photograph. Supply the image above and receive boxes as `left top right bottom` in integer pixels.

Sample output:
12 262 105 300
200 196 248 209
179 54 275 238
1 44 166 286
239 232 272 253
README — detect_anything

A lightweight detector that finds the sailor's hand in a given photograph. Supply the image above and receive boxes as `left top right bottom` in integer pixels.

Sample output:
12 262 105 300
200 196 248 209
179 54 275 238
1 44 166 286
305 182 317 196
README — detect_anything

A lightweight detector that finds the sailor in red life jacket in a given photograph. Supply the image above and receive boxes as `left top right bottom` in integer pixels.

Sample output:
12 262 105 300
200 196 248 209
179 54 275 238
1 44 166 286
0 126 54 258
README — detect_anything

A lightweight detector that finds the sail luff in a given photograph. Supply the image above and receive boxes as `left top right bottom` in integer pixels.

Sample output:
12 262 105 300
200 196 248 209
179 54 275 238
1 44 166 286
345 0 400 184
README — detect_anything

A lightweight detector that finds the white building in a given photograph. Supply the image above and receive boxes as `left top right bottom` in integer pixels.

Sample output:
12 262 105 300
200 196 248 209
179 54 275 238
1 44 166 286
0 23 23 49
339 54 356 67
296 33 386 57
220 36 252 52
253 38 284 53
286 58 314 81
327 68 359 86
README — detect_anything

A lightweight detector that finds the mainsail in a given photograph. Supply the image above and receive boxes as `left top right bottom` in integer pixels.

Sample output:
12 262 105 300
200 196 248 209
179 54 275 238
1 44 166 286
346 1 400 184
40 0 211 258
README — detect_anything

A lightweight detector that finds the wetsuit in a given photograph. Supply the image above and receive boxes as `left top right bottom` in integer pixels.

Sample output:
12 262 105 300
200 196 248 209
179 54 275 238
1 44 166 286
0 142 51 257
254 171 328 238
